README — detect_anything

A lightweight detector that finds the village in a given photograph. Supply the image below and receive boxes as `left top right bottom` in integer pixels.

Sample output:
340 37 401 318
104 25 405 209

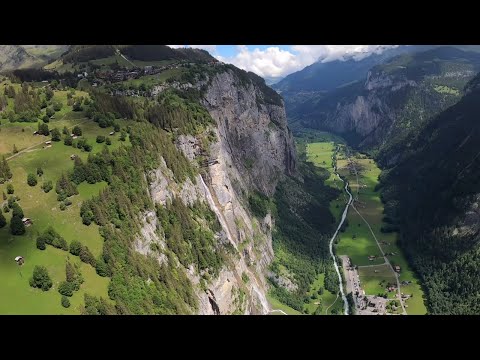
341 256 411 315
87 59 221 85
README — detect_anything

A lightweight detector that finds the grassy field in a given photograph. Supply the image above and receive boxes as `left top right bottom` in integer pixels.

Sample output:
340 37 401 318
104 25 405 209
90 54 134 68
267 294 301 315
0 85 134 313
358 265 397 298
304 273 342 315
306 142 347 221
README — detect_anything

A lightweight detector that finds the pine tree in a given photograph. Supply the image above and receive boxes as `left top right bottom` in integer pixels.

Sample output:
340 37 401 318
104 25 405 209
10 215 25 235
13 144 18 154
11 202 24 218
69 240 82 256
61 295 71 308
66 261 76 282
27 173 37 186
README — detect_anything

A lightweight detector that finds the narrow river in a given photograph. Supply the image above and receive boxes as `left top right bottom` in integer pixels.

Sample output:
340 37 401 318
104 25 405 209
328 155 352 315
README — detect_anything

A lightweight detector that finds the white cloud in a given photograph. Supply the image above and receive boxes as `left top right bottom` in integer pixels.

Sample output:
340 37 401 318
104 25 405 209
217 45 298 78
217 45 398 78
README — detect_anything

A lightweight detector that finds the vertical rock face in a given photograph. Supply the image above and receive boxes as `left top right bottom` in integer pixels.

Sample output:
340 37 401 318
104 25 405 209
138 68 297 314
0 45 38 72
203 70 296 196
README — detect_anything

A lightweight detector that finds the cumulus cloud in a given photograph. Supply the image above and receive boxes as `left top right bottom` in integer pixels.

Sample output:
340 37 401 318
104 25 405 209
217 45 398 78
217 45 298 78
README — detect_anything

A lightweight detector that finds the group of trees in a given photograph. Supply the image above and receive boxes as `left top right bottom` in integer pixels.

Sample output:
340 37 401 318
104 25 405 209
68 240 96 267
36 226 68 251
7 200 26 235
146 91 213 135
29 265 52 291
72 152 111 185
56 173 78 199
37 122 49 136
58 261 84 298
156 197 223 277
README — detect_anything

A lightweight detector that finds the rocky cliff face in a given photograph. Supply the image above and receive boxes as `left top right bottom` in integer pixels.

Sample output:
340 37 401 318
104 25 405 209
202 70 296 196
289 47 480 154
0 45 39 72
135 68 296 314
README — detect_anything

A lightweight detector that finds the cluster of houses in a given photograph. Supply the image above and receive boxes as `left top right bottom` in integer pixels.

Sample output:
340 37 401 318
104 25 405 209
93 60 220 84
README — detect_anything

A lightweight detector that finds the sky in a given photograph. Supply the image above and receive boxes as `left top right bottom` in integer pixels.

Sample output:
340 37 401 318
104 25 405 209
168 45 398 79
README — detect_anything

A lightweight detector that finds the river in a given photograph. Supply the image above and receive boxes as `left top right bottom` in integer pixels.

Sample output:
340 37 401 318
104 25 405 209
328 155 352 315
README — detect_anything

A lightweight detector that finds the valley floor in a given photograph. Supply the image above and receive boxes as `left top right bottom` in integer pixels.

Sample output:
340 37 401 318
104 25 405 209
306 141 427 315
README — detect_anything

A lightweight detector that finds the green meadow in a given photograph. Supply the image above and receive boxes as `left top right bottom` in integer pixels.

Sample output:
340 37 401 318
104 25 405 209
0 85 133 314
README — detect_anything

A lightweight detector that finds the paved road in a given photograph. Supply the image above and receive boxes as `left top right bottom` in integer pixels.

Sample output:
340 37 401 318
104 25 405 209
328 153 353 315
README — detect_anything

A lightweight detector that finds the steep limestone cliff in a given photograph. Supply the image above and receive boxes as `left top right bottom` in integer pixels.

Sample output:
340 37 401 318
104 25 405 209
135 67 297 314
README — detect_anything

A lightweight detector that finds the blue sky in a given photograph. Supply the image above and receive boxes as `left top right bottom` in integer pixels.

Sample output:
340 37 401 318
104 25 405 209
168 45 398 79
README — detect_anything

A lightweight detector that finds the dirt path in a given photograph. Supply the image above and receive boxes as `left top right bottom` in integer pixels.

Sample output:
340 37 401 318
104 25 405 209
269 309 288 315
5 119 90 162
6 140 47 161
325 294 339 315
116 49 137 68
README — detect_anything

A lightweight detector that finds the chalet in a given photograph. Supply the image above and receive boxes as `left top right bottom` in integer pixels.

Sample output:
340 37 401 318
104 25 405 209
33 131 38 135
72 135 78 140
394 265 401 273
70 134 75 137
14 256 24 265
45 141 52 145
22 218 32 226
109 131 115 136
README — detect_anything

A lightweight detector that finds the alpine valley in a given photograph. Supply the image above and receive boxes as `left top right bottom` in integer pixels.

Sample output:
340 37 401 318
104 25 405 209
0 44 478 315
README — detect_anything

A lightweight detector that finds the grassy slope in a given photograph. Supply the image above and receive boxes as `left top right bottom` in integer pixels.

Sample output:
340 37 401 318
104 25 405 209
303 273 342 315
0 87 132 314
266 294 301 315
